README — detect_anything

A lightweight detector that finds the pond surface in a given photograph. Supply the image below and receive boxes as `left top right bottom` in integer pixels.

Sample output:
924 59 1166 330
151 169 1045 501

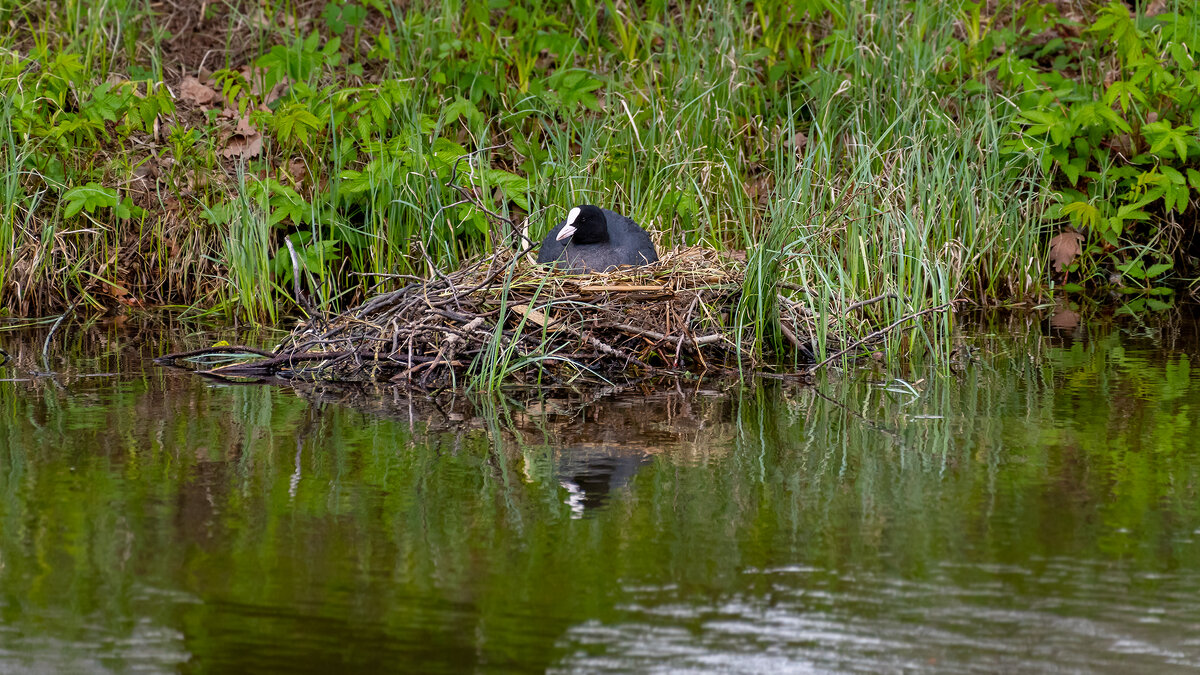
2 312 1200 673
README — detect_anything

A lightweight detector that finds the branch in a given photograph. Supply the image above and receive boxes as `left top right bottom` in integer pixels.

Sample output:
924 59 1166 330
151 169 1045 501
806 301 960 374
615 323 724 346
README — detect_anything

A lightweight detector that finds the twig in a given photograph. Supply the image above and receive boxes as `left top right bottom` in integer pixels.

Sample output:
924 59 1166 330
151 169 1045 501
845 292 897 313
674 294 700 366
806 301 959 374
350 272 427 282
446 145 516 225
420 316 484 387
155 345 280 363
579 285 667 293
204 350 441 377
415 238 460 310
546 319 654 370
284 234 322 320
615 324 724 346
41 301 77 370
779 321 803 351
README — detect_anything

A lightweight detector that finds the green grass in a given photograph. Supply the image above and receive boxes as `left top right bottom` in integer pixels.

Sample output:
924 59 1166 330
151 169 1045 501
0 0 1068 368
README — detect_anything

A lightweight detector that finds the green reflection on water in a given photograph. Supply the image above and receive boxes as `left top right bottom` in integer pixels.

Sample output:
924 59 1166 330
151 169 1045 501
1 318 1200 672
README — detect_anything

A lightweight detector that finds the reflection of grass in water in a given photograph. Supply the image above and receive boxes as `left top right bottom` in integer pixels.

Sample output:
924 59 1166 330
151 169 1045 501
750 317 1199 568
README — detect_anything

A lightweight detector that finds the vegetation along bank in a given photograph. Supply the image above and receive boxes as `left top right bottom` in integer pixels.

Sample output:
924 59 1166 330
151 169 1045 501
2 0 1199 371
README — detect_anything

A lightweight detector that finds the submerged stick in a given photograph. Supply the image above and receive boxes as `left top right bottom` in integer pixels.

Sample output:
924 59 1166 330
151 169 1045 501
154 345 278 363
41 301 77 370
806 301 958 374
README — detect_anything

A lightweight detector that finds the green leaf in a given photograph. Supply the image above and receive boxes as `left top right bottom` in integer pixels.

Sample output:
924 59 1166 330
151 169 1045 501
483 168 529 210
1115 205 1150 221
274 103 323 146
304 30 321 54
115 197 144 220
1102 81 1145 115
1062 156 1087 186
1168 42 1194 71
1163 181 1190 214
343 3 366 28
547 68 604 112
443 96 484 130
266 179 310 226
322 3 346 34
1188 169 1200 190
1116 299 1145 315
1142 120 1193 161
1103 214 1123 235
64 197 84 218
1061 201 1100 229
1144 262 1173 277
1147 298 1172 311
427 137 468 178
201 201 237 226
62 182 119 218
84 82 131 123
1116 260 1146 279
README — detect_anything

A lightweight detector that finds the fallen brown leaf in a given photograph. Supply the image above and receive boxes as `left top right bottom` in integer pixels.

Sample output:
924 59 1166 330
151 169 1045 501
132 161 159 185
180 76 216 105
235 114 257 136
1050 308 1080 330
221 132 263 159
265 80 289 105
1049 231 1085 272
221 114 263 159
287 158 307 184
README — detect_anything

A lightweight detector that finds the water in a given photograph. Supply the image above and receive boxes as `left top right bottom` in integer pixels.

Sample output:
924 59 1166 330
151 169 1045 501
2 313 1200 673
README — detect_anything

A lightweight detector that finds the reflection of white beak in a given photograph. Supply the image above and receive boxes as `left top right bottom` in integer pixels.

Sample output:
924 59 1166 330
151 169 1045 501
556 224 577 242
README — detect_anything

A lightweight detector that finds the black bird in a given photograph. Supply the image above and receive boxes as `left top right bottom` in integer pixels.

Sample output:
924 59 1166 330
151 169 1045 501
536 205 658 273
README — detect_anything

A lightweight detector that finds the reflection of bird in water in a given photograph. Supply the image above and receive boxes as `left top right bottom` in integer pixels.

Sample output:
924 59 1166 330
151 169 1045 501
555 445 653 518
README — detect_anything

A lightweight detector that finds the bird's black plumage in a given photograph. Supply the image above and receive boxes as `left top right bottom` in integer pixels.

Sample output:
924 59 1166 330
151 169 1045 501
536 205 658 273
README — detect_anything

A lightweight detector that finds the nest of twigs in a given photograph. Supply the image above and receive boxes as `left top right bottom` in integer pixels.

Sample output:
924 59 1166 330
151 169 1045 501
159 246 830 387
156 232 964 389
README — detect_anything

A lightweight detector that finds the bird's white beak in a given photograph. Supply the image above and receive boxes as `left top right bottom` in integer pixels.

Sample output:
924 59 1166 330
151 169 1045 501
556 207 581 242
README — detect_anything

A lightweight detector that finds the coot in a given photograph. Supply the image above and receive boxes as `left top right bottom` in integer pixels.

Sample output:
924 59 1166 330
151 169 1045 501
536 205 658 273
